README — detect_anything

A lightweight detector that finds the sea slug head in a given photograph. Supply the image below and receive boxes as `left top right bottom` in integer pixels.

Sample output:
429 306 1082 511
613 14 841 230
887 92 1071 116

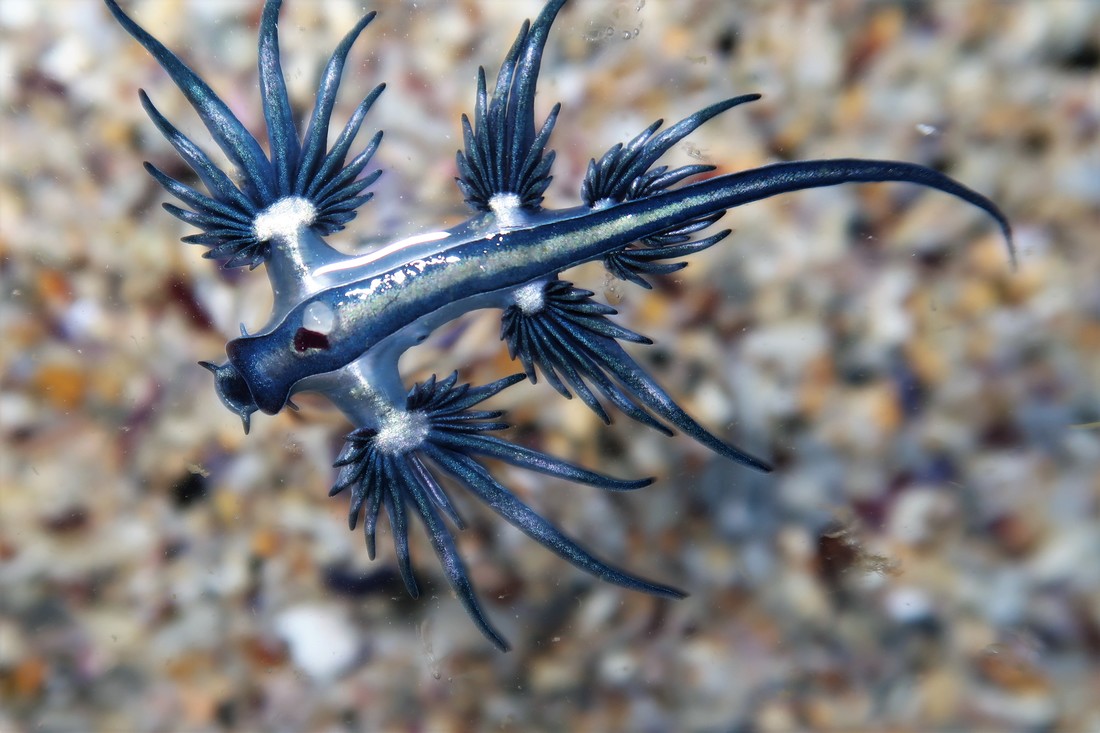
199 360 259 433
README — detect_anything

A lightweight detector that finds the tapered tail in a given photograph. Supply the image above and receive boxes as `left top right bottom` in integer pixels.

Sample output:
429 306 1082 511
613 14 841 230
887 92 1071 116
591 158 1015 268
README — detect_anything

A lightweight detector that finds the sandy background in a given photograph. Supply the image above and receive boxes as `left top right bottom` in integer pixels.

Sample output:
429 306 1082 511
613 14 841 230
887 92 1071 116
2 0 1098 731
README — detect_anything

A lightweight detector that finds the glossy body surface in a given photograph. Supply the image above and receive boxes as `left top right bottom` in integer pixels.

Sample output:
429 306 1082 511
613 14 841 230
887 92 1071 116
105 0 1013 650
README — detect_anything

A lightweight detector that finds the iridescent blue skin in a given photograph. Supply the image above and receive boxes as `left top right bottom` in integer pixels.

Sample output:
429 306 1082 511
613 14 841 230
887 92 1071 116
107 0 1015 651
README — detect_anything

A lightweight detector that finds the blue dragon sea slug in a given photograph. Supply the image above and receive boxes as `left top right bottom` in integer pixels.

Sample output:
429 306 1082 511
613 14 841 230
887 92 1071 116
105 0 1015 651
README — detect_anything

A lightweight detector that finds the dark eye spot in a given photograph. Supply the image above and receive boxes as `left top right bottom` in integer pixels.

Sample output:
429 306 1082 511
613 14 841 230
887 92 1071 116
293 328 331 352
